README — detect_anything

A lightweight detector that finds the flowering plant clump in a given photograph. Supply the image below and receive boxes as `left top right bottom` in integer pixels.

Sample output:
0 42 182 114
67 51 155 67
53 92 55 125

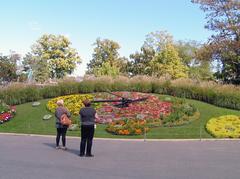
206 115 240 138
0 100 16 124
162 100 200 127
47 94 101 116
106 119 149 135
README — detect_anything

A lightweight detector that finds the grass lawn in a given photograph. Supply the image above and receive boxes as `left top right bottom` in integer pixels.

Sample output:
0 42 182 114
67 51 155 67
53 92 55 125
0 95 240 139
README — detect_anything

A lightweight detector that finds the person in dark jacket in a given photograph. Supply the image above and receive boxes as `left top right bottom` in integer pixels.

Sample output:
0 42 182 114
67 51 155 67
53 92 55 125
79 99 99 157
55 99 71 150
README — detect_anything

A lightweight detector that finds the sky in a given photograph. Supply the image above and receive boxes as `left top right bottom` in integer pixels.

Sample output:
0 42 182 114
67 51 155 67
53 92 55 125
0 0 212 76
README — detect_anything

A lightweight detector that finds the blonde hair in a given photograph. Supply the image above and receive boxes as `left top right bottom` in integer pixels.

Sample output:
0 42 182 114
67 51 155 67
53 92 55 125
56 99 64 106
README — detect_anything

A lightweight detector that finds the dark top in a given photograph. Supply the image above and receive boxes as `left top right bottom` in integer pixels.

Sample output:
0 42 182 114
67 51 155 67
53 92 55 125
55 106 71 128
79 107 96 126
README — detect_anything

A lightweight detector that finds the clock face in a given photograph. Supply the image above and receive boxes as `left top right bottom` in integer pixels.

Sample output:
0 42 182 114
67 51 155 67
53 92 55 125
94 92 171 124
92 91 149 108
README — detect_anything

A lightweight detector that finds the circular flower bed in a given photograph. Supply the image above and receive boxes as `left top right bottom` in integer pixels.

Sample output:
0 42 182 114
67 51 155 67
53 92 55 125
47 94 98 116
0 100 16 124
206 115 240 138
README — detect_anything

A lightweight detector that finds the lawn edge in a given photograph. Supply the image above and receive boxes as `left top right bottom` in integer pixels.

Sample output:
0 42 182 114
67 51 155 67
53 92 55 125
1 132 240 142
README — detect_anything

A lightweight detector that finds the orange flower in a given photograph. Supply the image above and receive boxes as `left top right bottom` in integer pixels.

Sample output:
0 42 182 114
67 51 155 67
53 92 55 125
135 129 142 134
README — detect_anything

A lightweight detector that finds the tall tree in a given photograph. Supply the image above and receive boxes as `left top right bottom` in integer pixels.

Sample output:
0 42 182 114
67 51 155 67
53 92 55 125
0 52 20 83
175 40 213 80
150 44 189 78
23 34 81 81
129 47 155 76
130 30 189 78
87 38 127 76
192 0 240 84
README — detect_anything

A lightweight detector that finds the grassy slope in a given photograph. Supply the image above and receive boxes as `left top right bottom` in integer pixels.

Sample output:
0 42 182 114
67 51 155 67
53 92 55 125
0 95 239 139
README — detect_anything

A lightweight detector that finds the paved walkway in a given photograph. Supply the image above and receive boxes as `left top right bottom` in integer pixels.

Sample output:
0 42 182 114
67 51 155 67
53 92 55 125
0 134 240 179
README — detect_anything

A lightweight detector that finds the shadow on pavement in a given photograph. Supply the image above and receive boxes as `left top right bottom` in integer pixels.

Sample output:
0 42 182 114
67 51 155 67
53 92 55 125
43 142 80 156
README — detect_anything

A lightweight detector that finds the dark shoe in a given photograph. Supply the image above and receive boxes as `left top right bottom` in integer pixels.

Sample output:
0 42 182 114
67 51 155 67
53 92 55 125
86 154 94 157
79 154 85 157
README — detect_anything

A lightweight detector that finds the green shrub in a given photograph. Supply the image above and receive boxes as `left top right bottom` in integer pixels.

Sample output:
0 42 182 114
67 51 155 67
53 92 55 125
58 82 79 95
162 99 199 127
129 76 153 93
40 85 61 98
78 81 95 93
93 76 112 92
152 80 171 94
112 76 129 91
0 85 42 105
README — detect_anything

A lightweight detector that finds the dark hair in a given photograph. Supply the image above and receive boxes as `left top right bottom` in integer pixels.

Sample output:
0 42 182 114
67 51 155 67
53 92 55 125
83 99 91 107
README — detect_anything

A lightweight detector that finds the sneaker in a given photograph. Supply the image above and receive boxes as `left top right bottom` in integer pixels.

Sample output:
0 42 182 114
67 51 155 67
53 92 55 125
61 146 67 150
86 154 94 157
56 146 60 149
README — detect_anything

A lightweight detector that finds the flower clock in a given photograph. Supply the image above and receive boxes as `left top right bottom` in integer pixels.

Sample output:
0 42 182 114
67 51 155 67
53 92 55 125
0 101 16 124
95 92 172 123
47 92 199 136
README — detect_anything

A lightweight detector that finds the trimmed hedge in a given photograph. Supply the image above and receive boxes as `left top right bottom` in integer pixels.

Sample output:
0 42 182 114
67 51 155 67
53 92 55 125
0 76 240 110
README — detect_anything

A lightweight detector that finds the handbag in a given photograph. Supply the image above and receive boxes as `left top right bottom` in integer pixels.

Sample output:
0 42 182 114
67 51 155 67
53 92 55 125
60 114 72 126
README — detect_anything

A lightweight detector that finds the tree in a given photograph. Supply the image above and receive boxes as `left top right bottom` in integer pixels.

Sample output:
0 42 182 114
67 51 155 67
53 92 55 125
87 38 127 76
129 30 189 78
93 61 120 77
175 40 213 80
150 44 189 78
129 47 155 76
192 0 240 84
129 31 173 76
0 52 20 83
174 40 200 66
143 30 173 52
23 34 81 81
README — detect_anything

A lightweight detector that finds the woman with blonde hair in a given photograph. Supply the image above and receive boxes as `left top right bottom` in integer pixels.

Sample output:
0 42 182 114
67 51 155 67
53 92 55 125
55 99 71 150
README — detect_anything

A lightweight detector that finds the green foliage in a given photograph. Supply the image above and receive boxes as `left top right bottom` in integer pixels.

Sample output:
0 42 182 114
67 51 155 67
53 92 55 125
78 81 95 93
128 76 153 93
0 52 19 83
87 38 127 76
23 34 81 81
192 0 240 84
0 85 42 105
93 77 113 92
58 81 79 95
189 61 213 80
150 44 189 78
93 61 120 77
129 31 189 78
162 99 199 126
40 86 61 98
0 100 9 112
111 76 129 91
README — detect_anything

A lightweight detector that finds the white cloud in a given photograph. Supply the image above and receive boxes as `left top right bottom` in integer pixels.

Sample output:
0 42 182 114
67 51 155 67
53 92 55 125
28 21 41 31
